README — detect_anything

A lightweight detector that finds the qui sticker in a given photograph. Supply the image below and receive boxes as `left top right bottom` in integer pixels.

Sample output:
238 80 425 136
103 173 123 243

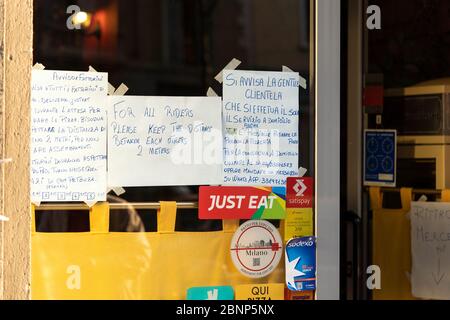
235 283 284 300
230 220 283 278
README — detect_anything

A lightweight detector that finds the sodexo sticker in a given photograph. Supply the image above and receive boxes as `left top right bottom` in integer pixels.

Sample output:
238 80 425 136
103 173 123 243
230 220 283 278
285 236 316 291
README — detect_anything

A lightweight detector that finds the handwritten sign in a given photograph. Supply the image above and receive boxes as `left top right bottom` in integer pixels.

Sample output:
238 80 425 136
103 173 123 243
31 70 108 203
107 96 223 186
222 70 299 186
410 201 450 299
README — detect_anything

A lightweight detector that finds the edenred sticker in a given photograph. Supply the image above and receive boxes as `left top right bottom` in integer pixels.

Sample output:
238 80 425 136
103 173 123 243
286 177 313 208
230 220 283 278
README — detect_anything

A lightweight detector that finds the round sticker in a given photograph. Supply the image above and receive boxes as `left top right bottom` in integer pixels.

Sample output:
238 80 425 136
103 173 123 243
230 220 283 278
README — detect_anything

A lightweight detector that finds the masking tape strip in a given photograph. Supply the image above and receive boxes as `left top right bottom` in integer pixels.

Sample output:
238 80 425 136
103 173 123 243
298 167 308 177
206 87 218 97
113 83 129 96
85 201 97 208
32 63 45 70
110 187 126 196
0 214 9 222
214 58 242 83
282 65 307 90
406 195 428 220
418 195 428 202
282 65 294 72
108 84 116 95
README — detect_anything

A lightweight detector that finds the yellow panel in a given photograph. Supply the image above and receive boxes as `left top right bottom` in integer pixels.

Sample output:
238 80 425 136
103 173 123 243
32 202 285 300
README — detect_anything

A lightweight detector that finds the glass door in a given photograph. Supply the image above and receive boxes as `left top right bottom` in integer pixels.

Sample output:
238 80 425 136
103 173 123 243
30 0 341 300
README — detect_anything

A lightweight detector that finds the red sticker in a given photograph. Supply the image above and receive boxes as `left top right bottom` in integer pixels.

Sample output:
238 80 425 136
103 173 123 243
199 186 285 220
286 177 313 208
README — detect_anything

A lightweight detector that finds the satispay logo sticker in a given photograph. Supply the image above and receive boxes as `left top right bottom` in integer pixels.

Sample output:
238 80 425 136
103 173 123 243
230 220 283 278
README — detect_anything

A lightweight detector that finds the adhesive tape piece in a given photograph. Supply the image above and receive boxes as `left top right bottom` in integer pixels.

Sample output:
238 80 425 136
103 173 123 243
88 65 97 72
215 58 242 83
32 63 45 70
282 65 307 90
112 187 126 196
299 77 307 90
113 83 129 96
206 87 218 97
108 84 116 96
282 65 294 73
0 214 9 222
298 167 308 177
85 201 97 208
418 195 428 202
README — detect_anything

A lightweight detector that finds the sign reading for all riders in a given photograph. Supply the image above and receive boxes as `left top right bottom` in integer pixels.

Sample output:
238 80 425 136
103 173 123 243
199 186 286 220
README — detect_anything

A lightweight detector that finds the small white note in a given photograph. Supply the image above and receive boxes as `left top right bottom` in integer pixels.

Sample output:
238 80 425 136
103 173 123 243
107 96 223 186
30 70 108 203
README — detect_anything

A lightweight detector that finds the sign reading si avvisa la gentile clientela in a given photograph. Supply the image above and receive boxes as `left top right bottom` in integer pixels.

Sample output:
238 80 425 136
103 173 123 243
199 186 286 220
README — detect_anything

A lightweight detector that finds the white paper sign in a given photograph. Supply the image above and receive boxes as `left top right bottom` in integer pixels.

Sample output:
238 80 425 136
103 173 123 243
107 96 223 186
31 70 108 203
222 70 299 186
410 201 450 299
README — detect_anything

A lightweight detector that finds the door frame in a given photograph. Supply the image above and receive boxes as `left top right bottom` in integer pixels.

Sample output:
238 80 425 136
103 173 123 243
314 0 341 300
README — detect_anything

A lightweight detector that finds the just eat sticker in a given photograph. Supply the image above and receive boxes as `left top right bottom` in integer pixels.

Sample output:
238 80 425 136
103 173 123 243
199 186 285 220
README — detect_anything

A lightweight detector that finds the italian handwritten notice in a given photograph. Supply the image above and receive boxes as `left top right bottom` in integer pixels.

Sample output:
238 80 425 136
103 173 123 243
31 70 108 203
222 70 299 186
410 201 450 299
107 96 223 186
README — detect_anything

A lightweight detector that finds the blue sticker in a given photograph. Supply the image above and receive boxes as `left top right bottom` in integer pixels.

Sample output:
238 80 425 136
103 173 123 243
364 130 397 186
285 236 316 291
186 286 234 300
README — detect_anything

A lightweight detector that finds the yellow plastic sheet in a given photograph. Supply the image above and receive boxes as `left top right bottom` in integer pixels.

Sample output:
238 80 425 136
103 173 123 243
370 187 416 300
31 201 285 300
371 188 450 300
